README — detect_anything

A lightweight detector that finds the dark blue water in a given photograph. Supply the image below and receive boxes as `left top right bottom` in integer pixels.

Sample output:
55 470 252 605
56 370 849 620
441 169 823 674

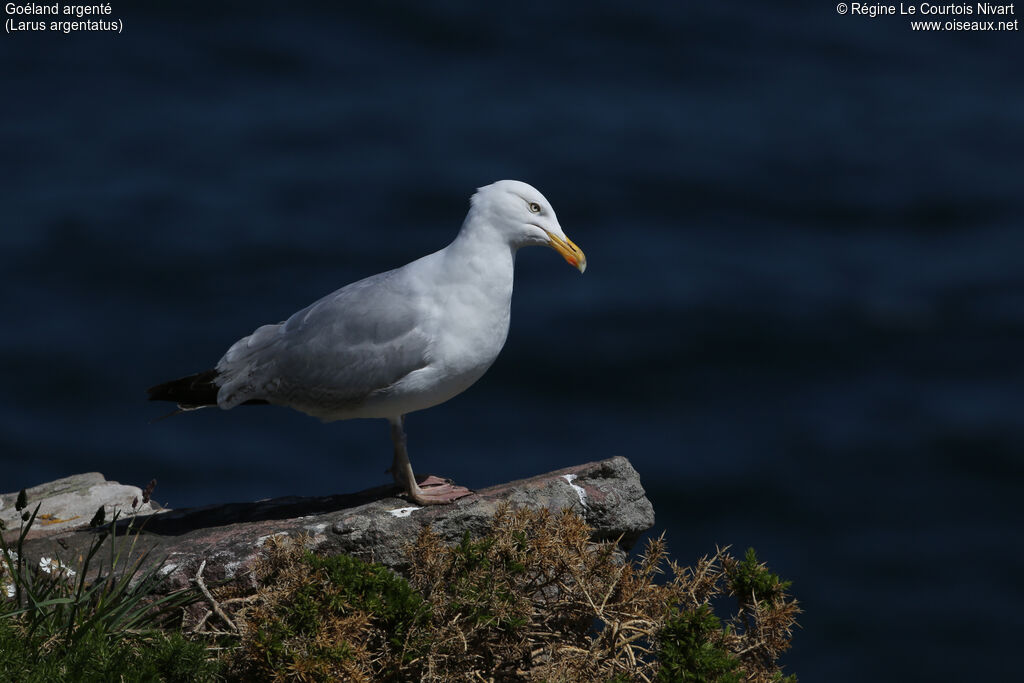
3 2 1022 679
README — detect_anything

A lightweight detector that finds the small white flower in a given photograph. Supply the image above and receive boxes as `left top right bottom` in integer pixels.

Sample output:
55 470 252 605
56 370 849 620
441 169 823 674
38 557 75 577
3 582 13 599
1 549 19 563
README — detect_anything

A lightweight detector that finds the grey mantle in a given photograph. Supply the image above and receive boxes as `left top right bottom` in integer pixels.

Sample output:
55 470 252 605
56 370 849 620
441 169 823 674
2 457 654 591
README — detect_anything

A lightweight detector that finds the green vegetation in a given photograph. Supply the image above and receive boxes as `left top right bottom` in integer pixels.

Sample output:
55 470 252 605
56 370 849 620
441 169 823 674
658 605 743 683
0 621 220 683
2 491 800 682
225 508 800 681
0 490 214 683
228 542 432 681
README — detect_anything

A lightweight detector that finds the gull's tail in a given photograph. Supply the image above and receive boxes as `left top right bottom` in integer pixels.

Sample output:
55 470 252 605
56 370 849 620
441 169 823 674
147 369 267 419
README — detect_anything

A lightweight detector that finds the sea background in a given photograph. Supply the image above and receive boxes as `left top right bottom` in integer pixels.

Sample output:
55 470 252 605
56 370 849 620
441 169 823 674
2 2 1022 680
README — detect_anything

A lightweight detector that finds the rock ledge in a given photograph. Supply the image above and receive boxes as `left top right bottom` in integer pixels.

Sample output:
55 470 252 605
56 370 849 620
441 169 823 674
4 457 653 589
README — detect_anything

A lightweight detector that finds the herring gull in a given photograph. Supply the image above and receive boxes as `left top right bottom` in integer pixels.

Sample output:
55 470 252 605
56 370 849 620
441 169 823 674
148 180 586 505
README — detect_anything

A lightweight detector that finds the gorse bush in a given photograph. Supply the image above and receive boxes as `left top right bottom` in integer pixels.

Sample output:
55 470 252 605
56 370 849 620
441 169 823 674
657 605 743 683
217 506 799 682
228 538 432 681
3 492 799 682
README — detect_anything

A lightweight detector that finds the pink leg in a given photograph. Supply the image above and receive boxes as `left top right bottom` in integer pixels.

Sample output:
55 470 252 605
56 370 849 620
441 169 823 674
388 417 472 505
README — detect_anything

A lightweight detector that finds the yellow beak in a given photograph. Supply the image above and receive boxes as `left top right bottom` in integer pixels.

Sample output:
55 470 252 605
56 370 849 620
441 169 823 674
546 232 587 273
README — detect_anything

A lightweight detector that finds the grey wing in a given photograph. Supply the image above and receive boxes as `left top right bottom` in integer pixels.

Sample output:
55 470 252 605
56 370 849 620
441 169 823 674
214 268 432 413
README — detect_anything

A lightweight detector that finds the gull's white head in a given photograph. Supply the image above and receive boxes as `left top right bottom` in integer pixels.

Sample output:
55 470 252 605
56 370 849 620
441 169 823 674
468 180 587 273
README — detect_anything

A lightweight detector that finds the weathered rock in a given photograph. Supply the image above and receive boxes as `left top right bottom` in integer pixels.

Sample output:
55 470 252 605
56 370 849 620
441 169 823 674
0 472 162 538
6 457 653 591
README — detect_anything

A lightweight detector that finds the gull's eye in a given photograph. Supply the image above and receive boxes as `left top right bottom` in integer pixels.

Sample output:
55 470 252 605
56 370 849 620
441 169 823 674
528 202 541 213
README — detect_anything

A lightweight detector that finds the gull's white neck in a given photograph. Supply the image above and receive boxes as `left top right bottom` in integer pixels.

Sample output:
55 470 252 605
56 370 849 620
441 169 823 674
413 209 516 385
443 209 518 285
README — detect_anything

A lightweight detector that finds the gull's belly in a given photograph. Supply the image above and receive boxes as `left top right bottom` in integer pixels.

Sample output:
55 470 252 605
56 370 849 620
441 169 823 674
332 343 501 420
361 361 492 418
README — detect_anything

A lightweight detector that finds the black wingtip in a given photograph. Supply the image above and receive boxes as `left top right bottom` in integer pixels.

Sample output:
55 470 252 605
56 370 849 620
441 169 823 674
147 369 220 406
